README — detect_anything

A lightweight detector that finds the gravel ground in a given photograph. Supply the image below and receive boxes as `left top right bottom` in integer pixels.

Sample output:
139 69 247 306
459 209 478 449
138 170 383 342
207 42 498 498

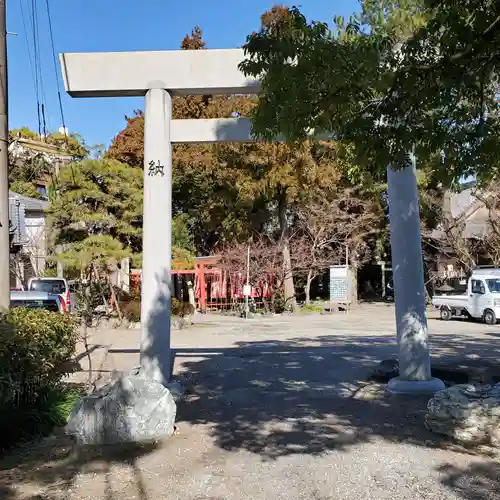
1 304 500 500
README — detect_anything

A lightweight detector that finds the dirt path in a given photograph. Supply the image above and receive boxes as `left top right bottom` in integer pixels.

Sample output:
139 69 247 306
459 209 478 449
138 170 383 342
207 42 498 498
1 307 500 500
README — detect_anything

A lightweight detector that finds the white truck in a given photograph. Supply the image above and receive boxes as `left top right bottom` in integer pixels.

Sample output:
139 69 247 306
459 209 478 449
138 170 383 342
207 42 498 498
431 268 500 324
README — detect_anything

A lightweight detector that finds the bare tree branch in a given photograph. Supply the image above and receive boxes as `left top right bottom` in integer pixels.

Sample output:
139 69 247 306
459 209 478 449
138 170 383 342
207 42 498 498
295 188 383 302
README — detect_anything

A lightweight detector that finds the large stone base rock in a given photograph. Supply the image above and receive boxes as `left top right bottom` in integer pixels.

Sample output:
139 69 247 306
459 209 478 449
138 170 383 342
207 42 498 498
425 383 500 446
387 376 445 395
65 375 177 445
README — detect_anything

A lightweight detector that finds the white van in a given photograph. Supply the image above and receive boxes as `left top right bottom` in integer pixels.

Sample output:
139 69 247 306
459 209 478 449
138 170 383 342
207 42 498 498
432 268 500 324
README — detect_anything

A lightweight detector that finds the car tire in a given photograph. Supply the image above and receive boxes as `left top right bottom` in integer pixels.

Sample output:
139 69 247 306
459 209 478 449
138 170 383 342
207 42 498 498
484 309 497 325
440 307 452 321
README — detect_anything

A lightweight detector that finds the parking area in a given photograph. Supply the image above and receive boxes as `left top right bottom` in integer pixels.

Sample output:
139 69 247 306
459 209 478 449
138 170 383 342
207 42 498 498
2 304 500 500
69 304 500 384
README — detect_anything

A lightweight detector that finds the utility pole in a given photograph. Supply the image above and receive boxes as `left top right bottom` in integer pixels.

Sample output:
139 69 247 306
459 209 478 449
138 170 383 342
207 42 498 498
0 0 10 310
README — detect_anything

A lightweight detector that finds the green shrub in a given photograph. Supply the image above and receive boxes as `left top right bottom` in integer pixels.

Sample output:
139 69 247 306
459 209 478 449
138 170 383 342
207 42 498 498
301 303 324 313
0 308 78 400
0 308 79 450
122 299 141 322
121 297 194 323
272 292 294 314
172 298 194 317
0 384 82 452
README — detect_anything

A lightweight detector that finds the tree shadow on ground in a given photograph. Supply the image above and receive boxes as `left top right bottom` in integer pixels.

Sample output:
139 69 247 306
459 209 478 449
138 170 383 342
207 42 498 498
174 333 500 494
0 375 166 500
0 429 161 500
0 270 177 499
438 460 500 500
2 321 500 498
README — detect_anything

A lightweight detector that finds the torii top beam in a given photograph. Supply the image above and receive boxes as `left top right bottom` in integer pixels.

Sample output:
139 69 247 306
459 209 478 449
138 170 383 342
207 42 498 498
58 48 332 143
59 48 260 98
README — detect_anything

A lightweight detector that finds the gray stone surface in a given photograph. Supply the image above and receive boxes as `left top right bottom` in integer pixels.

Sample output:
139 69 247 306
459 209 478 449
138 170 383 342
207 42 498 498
65 375 177 445
387 376 446 395
425 383 500 446
172 316 193 330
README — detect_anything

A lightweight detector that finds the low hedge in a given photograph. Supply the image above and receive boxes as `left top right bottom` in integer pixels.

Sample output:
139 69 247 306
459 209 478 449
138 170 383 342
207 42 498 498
0 308 79 451
120 296 195 323
172 298 195 317
122 299 141 323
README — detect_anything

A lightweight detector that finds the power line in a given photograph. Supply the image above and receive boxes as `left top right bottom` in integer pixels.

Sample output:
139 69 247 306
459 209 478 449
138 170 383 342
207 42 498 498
35 0 50 135
26 0 53 139
28 0 41 136
32 0 49 137
45 0 68 143
18 0 37 101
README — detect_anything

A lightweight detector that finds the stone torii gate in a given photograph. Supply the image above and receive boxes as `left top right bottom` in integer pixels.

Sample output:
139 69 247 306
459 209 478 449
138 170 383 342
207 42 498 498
59 48 444 394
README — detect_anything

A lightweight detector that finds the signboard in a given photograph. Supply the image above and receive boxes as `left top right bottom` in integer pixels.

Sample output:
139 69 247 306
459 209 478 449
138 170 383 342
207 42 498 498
329 265 348 278
329 266 350 302
243 284 251 297
329 278 349 301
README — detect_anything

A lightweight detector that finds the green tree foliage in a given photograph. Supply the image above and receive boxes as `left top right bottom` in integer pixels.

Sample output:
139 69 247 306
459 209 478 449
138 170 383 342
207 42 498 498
389 0 500 183
9 126 90 199
47 159 195 271
10 127 89 160
172 213 195 253
106 27 356 240
10 181 43 199
47 159 142 270
106 26 370 304
104 25 393 306
240 1 500 183
9 150 47 199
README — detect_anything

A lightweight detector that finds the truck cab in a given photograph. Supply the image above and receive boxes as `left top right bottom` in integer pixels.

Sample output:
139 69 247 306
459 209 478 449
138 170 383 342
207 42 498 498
432 268 500 324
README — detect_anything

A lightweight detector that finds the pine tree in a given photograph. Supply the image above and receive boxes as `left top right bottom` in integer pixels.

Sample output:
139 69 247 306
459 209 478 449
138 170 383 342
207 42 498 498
48 158 196 273
47 159 142 272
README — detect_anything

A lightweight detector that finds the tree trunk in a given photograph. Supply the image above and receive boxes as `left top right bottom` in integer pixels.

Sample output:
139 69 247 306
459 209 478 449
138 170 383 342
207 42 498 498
270 292 276 313
92 264 109 313
350 265 358 306
262 297 270 314
278 195 297 311
305 269 314 305
109 280 123 323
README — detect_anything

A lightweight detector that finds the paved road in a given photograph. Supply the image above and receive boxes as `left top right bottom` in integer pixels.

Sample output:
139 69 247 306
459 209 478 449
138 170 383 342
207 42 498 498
1 304 499 500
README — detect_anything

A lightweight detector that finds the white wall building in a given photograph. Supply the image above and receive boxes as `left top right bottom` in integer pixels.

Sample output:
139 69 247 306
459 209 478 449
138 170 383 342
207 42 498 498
9 191 50 288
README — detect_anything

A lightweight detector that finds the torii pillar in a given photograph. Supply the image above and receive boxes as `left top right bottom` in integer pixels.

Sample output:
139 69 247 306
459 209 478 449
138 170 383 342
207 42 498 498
59 48 443 394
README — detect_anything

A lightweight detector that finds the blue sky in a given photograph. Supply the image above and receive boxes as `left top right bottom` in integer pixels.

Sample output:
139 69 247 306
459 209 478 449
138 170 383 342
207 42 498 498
8 0 360 149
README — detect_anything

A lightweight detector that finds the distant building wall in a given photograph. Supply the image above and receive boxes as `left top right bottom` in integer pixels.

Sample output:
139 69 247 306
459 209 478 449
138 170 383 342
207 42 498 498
9 192 50 288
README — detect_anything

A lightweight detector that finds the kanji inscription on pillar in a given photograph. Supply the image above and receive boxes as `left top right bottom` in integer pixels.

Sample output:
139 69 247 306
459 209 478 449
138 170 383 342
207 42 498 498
148 160 165 177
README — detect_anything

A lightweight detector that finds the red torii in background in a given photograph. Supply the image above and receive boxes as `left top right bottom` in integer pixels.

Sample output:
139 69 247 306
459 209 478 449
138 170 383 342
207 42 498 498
130 255 272 312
